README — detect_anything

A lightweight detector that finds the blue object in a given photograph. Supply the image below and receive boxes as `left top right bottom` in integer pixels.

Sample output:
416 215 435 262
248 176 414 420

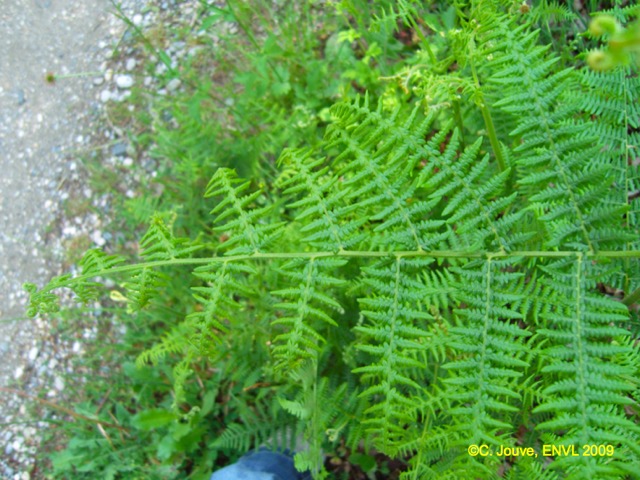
210 448 312 480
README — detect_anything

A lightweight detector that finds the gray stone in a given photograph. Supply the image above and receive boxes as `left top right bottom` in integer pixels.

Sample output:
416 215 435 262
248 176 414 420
15 89 26 106
166 78 181 91
111 142 127 157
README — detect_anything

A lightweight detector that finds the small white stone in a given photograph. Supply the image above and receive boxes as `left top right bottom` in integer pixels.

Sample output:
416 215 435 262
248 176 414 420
166 78 181 91
14 366 24 379
93 77 104 86
123 157 134 167
12 438 23 452
54 376 64 391
125 58 136 71
90 231 105 247
132 13 143 25
100 90 111 102
115 74 134 89
62 225 78 237
72 341 81 353
28 347 39 362
104 69 113 82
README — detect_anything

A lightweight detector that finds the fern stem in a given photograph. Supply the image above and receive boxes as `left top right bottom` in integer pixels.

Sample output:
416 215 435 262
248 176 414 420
469 58 506 173
39 250 640 296
452 98 465 150
623 286 640 307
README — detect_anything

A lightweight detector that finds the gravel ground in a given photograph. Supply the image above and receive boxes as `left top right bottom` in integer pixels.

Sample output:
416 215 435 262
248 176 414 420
0 1 154 477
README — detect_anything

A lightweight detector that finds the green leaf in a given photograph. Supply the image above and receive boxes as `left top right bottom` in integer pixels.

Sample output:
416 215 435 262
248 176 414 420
132 409 177 431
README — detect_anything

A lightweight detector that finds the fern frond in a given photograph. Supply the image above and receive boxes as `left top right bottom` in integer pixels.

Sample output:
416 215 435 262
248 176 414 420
443 258 529 458
271 257 346 373
277 148 366 251
24 276 70 317
69 249 127 303
421 268 458 312
422 132 525 252
326 95 447 251
124 267 165 311
578 65 640 291
352 256 433 454
206 168 284 255
533 255 640 477
480 15 633 252
136 322 191 368
79 248 126 274
139 213 201 261
505 456 560 480
188 261 257 354
326 96 524 252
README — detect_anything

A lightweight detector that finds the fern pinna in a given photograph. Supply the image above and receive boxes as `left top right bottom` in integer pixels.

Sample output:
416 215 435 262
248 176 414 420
25 4 640 479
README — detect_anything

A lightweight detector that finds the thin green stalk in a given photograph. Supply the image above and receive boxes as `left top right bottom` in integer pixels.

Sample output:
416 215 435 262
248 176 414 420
37 250 640 297
623 286 640 307
452 98 465 150
469 58 506 173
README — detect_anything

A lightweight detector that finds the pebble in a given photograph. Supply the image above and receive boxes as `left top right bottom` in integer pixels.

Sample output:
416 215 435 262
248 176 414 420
93 77 104 86
90 230 106 246
111 142 127 157
54 376 64 391
133 13 143 26
100 90 111 103
115 74 134 89
125 58 136 71
27 347 38 362
166 78 181 91
15 89 26 106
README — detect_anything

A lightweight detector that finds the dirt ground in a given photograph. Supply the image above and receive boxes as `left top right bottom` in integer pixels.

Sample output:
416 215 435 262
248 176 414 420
0 1 126 476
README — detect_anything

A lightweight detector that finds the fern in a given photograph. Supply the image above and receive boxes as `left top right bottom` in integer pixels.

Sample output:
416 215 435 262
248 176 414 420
533 256 640 478
25 4 640 479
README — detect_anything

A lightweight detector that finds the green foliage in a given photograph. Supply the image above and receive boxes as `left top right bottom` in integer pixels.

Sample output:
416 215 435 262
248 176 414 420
26 1 640 479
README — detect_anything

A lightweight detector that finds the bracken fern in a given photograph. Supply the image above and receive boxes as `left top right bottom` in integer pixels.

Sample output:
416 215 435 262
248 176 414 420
26 2 640 478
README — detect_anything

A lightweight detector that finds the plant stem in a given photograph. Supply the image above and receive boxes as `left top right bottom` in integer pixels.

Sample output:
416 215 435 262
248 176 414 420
623 286 640 307
38 250 640 297
0 387 128 433
469 58 506 173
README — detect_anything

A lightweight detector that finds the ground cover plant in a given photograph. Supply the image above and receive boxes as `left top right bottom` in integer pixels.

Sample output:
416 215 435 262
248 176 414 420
24 0 640 478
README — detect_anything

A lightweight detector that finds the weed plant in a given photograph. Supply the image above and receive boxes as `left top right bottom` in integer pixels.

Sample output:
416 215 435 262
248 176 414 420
24 1 640 479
